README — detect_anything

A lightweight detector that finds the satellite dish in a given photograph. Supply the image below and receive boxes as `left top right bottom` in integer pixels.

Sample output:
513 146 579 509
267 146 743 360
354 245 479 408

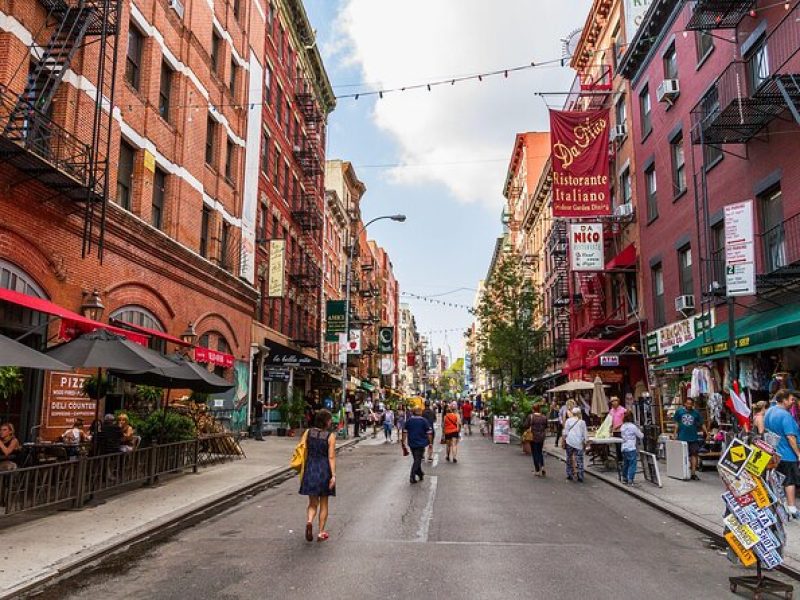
561 28 583 61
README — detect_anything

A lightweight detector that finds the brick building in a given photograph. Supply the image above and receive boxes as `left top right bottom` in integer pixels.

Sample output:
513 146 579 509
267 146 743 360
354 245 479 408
0 0 260 438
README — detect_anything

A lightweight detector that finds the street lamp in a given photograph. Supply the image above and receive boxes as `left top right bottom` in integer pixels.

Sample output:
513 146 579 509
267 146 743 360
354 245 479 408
80 290 104 321
180 322 197 346
340 214 405 431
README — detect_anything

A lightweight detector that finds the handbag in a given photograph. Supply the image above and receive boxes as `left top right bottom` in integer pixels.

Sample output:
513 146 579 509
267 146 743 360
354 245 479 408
289 429 309 475
522 428 533 443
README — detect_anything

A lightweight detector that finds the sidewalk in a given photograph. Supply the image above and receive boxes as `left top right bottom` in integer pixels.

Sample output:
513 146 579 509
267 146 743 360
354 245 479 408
0 435 358 598
540 441 800 576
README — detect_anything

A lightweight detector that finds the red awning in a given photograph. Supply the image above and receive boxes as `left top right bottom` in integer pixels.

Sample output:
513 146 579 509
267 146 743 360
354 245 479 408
566 338 608 373
0 287 149 345
605 242 637 271
110 319 191 347
194 346 234 368
585 330 639 368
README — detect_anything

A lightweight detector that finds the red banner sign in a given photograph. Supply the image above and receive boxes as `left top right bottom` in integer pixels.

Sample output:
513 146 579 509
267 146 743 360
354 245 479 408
406 352 416 367
549 109 612 217
194 346 234 368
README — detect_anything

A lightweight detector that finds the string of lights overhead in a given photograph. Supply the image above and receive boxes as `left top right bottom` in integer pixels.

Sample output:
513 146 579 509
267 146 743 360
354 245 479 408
401 291 473 311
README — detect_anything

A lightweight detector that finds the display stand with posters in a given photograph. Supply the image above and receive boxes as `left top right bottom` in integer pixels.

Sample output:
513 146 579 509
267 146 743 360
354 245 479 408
493 416 510 444
719 436 793 598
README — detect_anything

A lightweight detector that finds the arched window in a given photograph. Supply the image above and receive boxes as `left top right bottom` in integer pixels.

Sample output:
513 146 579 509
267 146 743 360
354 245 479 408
0 259 46 298
197 330 232 378
110 305 166 353
0 259 48 331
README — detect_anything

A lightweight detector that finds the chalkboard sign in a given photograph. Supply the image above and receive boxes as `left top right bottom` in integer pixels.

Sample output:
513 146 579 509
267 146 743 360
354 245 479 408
640 451 662 487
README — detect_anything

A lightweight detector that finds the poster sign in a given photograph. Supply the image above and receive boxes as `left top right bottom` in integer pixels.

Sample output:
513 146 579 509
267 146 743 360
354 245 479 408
378 326 394 354
724 200 756 296
549 109 612 217
493 416 510 444
624 0 654 40
406 352 416 367
40 372 95 441
719 438 753 476
639 451 662 487
745 447 773 478
346 329 361 355
268 240 286 297
569 223 604 271
325 300 346 342
380 357 395 376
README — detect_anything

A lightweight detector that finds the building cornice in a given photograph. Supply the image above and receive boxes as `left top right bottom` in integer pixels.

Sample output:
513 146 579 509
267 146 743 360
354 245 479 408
618 0 681 81
571 0 614 72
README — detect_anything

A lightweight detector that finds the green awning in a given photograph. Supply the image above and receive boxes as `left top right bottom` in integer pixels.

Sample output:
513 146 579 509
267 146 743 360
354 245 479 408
360 381 376 392
658 303 800 369
653 356 696 371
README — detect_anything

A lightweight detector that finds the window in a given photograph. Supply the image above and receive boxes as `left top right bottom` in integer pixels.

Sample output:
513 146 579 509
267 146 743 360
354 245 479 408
748 37 770 92
652 264 665 327
645 163 658 222
760 186 785 273
117 141 135 210
695 31 714 63
663 43 678 80
285 100 291 132
229 58 237 96
211 29 222 75
225 138 235 181
283 163 290 201
272 215 279 239
678 245 694 299
710 221 725 289
703 143 723 168
274 148 281 186
159 61 173 122
264 65 272 105
205 114 216 165
670 132 686 196
615 95 627 133
267 1 275 31
126 24 143 89
611 22 623 70
261 129 270 175
619 167 631 208
275 86 283 124
639 85 652 137
110 306 166 353
220 221 231 271
279 25 285 63
232 0 240 21
152 168 166 230
200 206 211 257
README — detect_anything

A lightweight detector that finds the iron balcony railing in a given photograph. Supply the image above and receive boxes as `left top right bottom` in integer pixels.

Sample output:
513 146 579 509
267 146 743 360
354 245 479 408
686 0 755 31
758 212 800 275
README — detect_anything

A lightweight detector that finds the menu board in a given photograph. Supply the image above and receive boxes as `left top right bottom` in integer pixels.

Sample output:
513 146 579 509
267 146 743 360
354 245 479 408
493 416 510 444
40 371 96 441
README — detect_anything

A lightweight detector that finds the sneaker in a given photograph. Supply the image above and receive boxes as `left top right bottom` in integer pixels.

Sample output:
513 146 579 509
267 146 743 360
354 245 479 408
566 475 573 481
541 469 546 477
418 473 424 481
446 456 450 462
577 477 584 483
690 474 700 481
453 458 458 464
410 478 418 484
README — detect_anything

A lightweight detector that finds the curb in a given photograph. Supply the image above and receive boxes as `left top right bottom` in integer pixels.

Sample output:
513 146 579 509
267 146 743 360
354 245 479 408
543 446 800 582
6 437 360 599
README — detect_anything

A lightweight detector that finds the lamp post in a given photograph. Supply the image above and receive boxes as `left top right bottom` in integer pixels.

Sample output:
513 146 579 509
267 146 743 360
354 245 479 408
80 290 104 321
340 215 405 435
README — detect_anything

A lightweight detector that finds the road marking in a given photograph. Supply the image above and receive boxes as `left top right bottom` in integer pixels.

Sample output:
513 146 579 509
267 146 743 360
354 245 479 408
416 475 438 543
432 452 439 468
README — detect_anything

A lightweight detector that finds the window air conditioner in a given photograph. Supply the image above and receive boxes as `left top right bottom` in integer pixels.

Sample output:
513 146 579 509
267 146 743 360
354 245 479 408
615 202 634 217
674 294 695 313
168 0 185 18
657 79 680 103
612 124 627 140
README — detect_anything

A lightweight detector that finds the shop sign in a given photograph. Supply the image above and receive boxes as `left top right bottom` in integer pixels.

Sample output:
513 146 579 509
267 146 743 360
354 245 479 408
549 109 612 217
697 336 752 359
380 357 395 376
586 368 624 383
40 371 95 441
719 438 753 477
569 223 604 271
265 341 321 369
325 300 346 342
345 329 361 355
599 354 619 367
724 200 756 296
624 0 654 40
264 368 290 382
378 326 394 354
268 240 286 297
646 311 715 358
493 416 510 444
194 347 234 368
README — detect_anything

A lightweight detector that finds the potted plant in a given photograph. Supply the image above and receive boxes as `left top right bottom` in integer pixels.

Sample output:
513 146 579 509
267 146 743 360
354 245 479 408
286 389 307 436
0 367 22 421
81 374 108 400
276 396 289 436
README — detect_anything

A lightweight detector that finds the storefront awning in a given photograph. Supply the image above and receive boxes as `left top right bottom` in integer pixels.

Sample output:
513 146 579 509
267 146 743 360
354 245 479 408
110 319 191 347
360 381 376 392
0 287 148 345
658 303 800 369
605 242 637 271
584 330 639 368
265 340 321 369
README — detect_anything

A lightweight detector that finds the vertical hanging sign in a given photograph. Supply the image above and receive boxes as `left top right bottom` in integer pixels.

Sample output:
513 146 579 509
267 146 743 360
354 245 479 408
724 200 756 296
268 240 286 297
549 109 612 217
569 223 604 271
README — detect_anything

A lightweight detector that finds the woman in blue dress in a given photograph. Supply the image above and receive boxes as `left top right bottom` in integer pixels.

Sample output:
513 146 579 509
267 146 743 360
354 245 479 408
300 409 336 542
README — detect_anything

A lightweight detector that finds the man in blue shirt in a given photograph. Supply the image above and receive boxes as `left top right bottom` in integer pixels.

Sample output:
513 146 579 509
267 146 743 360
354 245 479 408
765 389 800 518
673 398 707 480
402 407 433 484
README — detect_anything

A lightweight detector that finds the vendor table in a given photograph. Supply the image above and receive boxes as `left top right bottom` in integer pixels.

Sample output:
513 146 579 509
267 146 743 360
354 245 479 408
587 437 624 479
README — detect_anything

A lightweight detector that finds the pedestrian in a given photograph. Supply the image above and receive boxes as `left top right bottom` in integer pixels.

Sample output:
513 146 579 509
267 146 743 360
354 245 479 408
673 397 707 480
620 410 644 485
383 407 395 442
252 394 265 441
444 402 462 463
402 406 433 484
461 399 474 435
475 394 484 418
396 405 407 440
352 398 361 438
564 407 587 482
752 400 768 436
300 409 337 542
422 400 437 462
764 390 800 519
524 404 549 477
608 396 625 436
345 397 354 435
555 398 574 447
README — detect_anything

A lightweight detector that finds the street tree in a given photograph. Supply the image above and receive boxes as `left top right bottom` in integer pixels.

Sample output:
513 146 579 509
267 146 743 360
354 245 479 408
474 252 549 390
437 358 464 400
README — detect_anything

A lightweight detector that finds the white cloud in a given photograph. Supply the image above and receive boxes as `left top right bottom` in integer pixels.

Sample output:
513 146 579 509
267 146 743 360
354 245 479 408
332 0 591 210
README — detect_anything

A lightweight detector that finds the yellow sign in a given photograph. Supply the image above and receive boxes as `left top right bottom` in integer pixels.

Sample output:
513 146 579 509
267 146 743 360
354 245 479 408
268 240 286 297
730 446 747 462
724 514 760 549
745 447 772 478
725 531 757 567
719 439 753 476
143 150 155 173
750 477 772 509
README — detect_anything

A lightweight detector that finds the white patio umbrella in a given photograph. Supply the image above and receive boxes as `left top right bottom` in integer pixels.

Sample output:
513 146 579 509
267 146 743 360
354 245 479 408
590 376 608 416
546 380 596 393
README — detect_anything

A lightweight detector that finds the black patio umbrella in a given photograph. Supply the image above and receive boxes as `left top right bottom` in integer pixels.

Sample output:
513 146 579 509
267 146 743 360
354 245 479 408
45 329 176 372
0 333 71 370
112 353 233 394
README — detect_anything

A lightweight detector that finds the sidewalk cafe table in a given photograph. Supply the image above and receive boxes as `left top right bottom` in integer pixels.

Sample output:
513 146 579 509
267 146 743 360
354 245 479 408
587 437 623 477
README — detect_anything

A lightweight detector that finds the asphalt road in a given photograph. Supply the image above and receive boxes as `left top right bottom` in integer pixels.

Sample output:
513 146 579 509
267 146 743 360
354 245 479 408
47 432 758 599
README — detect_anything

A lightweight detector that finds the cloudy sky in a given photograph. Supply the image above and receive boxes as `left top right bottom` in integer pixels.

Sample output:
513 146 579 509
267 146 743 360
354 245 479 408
306 0 591 357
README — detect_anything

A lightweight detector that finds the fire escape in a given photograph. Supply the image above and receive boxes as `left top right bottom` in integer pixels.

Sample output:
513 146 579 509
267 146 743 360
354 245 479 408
0 0 121 259
291 77 325 347
547 221 571 361
689 1 800 299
